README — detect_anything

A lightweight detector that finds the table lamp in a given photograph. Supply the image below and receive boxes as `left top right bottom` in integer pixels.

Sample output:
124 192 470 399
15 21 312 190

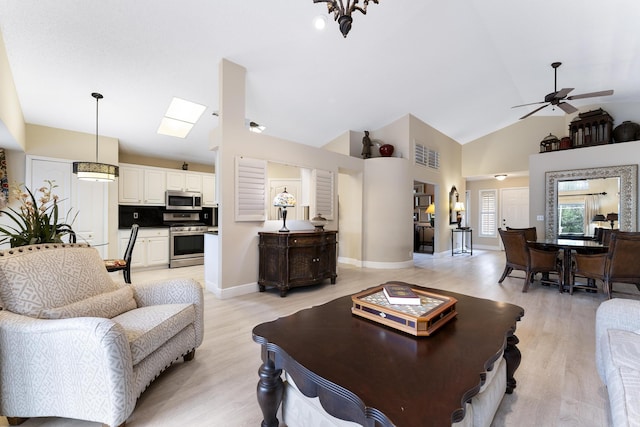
425 203 435 227
592 214 606 223
606 212 618 229
273 188 296 232
454 202 465 229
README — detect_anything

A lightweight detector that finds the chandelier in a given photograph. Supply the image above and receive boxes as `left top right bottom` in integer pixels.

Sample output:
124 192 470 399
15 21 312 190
313 0 379 38
73 93 119 182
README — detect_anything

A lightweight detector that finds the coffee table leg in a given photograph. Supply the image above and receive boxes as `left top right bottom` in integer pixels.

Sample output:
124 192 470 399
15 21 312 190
504 334 521 394
257 357 283 427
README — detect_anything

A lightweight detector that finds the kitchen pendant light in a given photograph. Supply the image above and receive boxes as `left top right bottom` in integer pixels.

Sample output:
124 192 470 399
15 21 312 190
73 92 119 182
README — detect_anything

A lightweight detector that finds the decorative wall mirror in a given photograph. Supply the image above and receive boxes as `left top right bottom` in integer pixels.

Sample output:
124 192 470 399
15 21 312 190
449 186 459 225
545 165 638 239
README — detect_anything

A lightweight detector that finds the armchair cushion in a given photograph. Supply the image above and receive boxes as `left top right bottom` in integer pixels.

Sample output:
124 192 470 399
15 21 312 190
113 303 195 365
38 286 137 320
0 244 117 317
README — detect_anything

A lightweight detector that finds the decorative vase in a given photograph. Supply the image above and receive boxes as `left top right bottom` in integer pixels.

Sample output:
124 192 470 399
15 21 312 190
612 121 640 143
310 214 327 231
379 144 394 157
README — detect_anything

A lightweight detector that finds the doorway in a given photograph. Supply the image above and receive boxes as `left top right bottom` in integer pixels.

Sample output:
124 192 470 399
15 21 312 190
500 187 529 230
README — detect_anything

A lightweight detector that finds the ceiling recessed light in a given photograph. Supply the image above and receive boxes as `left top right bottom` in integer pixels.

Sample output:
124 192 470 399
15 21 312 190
313 15 327 30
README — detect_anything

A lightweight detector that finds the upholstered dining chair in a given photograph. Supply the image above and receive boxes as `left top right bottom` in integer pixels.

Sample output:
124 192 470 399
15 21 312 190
573 231 640 298
498 228 563 292
104 224 139 284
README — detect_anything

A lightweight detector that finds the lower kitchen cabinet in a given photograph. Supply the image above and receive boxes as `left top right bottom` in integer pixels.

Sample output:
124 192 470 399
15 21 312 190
258 230 337 297
119 227 169 268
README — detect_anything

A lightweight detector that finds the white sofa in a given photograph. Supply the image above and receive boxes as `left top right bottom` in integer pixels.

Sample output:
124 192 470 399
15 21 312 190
0 243 204 427
282 351 507 427
596 298 640 427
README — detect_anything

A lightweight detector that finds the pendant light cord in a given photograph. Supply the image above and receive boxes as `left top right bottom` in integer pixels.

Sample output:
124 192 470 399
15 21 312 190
92 92 103 163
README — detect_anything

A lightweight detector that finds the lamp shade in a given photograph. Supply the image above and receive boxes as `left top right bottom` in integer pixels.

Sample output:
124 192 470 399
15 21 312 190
73 161 119 182
454 202 465 212
273 188 296 207
592 214 606 222
606 213 619 222
425 203 435 214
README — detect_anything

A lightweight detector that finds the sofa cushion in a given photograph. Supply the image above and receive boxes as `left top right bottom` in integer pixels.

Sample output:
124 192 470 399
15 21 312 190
113 303 195 365
609 329 640 372
38 286 137 319
0 244 117 317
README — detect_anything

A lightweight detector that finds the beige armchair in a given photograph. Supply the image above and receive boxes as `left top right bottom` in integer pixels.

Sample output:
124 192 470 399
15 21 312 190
0 243 204 427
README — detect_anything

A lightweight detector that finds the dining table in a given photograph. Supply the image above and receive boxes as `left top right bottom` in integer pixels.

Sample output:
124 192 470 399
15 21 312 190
527 238 608 293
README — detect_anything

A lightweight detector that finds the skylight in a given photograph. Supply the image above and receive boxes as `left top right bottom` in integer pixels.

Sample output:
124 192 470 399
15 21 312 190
157 97 207 138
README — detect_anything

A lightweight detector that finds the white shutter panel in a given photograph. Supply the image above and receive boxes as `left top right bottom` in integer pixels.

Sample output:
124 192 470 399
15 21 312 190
479 189 497 237
313 169 334 220
235 157 267 221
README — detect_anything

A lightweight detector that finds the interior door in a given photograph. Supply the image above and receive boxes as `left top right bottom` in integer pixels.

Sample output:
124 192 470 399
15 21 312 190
500 187 530 230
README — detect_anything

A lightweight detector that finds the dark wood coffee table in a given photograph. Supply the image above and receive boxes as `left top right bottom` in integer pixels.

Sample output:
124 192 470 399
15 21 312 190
252 285 524 427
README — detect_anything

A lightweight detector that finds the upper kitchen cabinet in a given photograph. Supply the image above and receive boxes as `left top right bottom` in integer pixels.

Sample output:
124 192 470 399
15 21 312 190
166 171 203 193
118 164 166 206
202 174 216 207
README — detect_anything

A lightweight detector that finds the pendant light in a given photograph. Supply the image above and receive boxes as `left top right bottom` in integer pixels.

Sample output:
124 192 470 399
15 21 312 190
73 92 119 182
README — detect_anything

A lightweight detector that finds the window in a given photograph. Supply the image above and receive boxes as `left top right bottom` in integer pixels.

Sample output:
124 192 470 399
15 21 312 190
479 190 497 237
558 202 585 234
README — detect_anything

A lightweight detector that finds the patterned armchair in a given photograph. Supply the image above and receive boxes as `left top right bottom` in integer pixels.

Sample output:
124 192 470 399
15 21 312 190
0 244 204 427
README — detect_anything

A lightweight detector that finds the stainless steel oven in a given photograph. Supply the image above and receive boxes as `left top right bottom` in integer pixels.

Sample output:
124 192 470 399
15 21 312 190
164 213 207 268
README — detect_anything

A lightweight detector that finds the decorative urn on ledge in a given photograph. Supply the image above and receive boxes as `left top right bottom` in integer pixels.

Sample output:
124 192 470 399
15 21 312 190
379 144 394 157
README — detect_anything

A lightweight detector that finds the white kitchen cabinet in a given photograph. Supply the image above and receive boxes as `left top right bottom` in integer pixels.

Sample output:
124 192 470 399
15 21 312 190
166 171 203 192
143 169 166 204
202 174 216 206
118 166 144 204
119 227 169 268
118 164 166 206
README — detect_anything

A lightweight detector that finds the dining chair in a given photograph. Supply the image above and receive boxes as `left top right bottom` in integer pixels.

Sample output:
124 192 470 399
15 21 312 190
506 226 537 242
573 231 640 298
104 224 139 284
498 228 563 292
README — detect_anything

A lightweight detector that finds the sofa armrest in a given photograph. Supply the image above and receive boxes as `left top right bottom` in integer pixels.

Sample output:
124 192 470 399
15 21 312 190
595 299 640 381
0 310 135 426
132 278 204 347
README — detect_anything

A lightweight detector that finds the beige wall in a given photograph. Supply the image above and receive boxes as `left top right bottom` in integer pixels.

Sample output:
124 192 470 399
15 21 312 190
466 176 530 249
119 152 214 173
462 116 566 178
0 30 25 151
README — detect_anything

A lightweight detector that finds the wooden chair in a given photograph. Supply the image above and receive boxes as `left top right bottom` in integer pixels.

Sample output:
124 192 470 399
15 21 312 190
104 224 139 284
573 231 640 298
498 228 563 292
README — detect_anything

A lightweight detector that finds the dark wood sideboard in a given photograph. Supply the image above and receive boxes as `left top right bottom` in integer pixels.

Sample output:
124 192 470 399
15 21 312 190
258 230 337 297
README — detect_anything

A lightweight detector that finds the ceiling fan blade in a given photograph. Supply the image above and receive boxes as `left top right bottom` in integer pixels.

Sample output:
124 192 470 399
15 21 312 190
557 102 578 114
567 89 614 100
520 103 549 120
553 88 574 99
511 100 546 108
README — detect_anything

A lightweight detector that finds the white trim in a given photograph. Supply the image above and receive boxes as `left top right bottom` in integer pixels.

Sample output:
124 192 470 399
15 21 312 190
362 260 415 269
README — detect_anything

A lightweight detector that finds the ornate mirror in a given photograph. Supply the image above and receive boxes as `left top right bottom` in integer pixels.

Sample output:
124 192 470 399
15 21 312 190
449 186 459 225
545 165 638 239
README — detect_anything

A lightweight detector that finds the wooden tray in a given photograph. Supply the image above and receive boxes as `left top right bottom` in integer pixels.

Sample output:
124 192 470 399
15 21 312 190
351 282 457 336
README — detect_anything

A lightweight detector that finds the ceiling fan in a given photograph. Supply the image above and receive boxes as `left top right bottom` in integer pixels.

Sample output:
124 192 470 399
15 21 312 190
512 62 614 120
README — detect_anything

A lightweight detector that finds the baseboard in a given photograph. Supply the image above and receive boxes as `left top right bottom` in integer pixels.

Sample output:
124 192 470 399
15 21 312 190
338 257 362 267
362 259 415 269
205 280 258 299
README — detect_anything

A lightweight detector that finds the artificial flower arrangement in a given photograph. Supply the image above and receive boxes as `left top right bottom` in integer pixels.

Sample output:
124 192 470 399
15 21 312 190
0 180 76 247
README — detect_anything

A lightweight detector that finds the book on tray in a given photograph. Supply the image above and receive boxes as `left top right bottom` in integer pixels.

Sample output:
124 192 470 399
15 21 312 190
382 283 422 305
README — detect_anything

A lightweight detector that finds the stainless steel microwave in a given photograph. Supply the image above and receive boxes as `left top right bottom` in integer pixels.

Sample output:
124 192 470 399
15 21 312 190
165 190 202 211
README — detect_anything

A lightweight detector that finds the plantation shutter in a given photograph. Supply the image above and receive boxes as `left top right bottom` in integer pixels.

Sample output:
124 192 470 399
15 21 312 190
313 169 334 220
235 156 267 221
479 189 497 237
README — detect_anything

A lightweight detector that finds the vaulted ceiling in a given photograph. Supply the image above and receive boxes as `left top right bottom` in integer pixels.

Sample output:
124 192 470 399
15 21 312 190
1 1 639 164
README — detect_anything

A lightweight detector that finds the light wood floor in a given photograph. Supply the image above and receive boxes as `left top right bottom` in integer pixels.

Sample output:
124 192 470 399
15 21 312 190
2 249 632 427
